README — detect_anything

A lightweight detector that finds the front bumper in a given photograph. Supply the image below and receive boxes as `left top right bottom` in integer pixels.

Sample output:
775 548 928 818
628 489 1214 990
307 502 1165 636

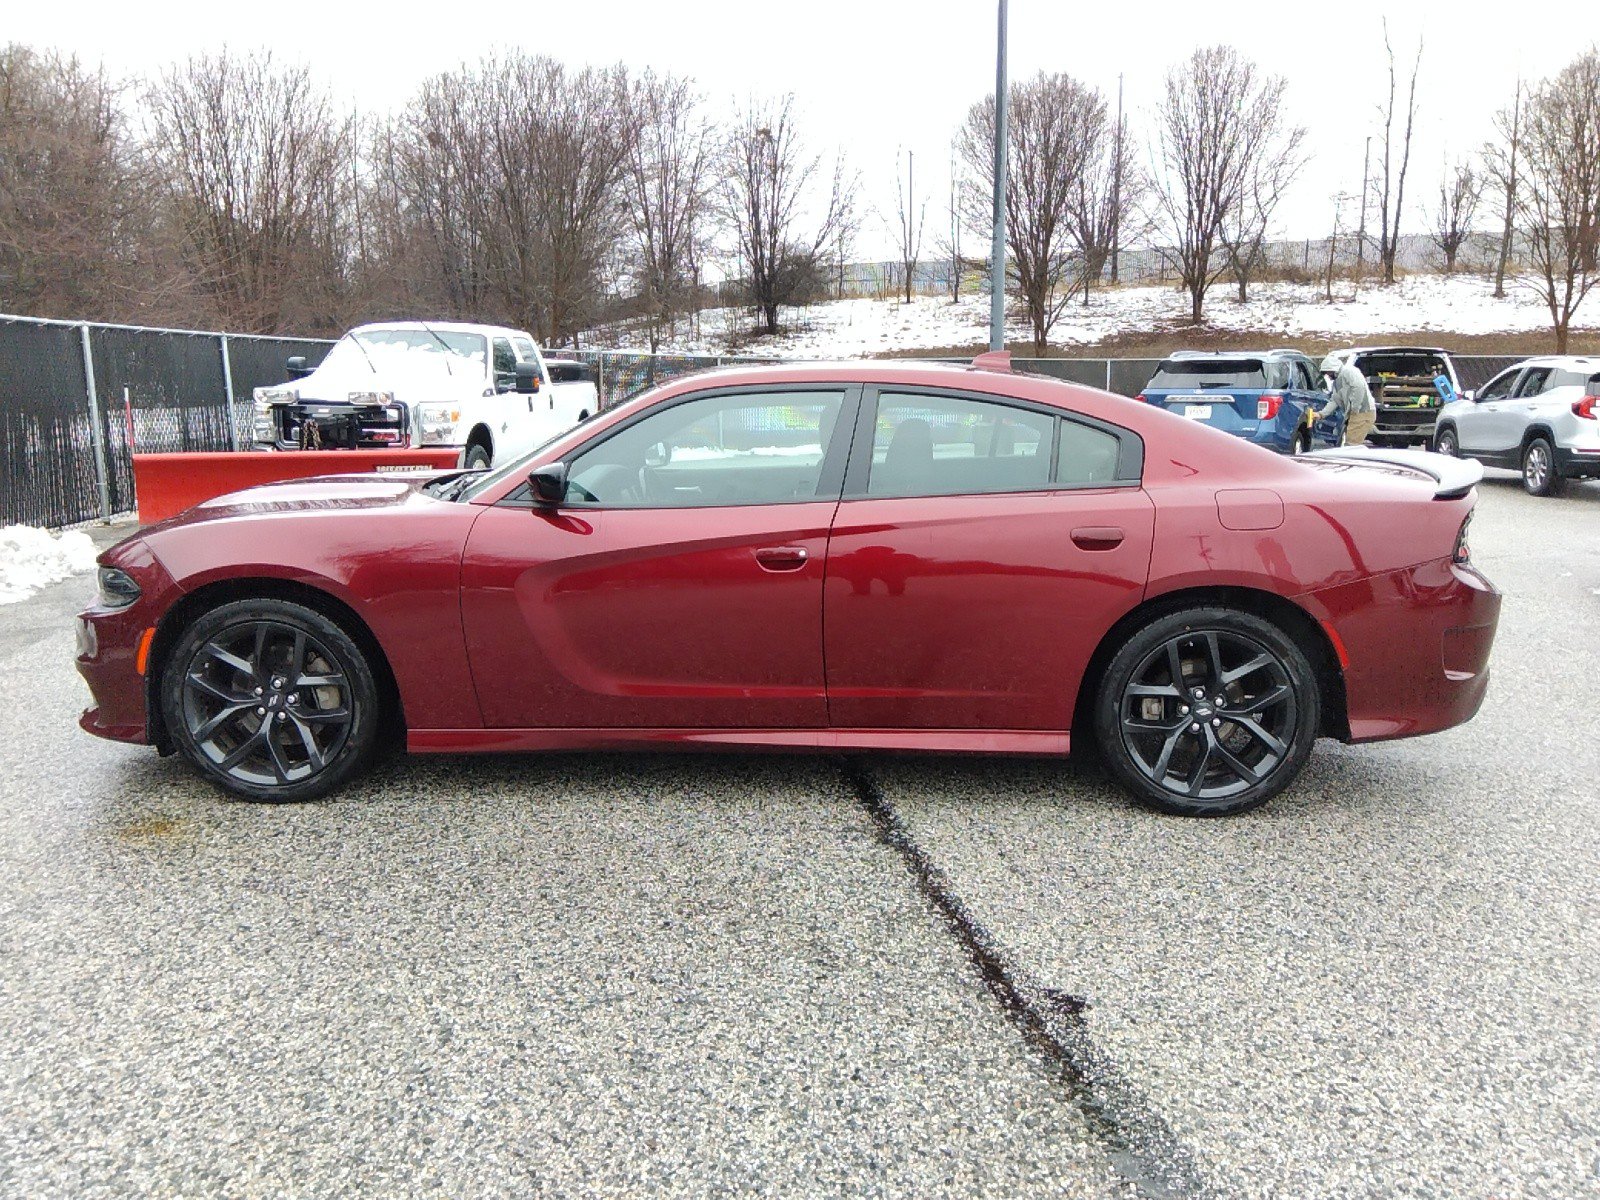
76 541 182 748
1305 558 1501 743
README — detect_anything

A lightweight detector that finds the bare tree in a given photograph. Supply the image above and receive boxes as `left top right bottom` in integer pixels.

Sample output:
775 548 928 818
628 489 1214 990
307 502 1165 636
0 45 156 321
958 72 1104 353
1518 49 1600 352
625 71 710 352
1430 159 1481 273
1219 121 1306 302
1483 82 1525 298
933 148 962 301
1068 101 1146 305
147 49 354 333
1374 22 1423 285
719 95 856 337
1149 46 1300 323
891 148 926 305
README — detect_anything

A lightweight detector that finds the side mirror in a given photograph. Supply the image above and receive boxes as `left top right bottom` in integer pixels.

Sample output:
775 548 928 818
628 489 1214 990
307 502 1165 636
515 362 541 394
286 355 313 379
1462 389 1476 403
528 462 567 506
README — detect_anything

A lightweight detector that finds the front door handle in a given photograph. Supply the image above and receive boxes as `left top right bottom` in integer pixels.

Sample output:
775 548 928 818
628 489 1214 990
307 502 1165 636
1071 526 1125 551
754 546 809 571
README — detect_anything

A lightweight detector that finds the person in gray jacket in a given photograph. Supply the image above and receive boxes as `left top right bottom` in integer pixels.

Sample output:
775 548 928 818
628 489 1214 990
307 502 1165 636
1319 354 1376 445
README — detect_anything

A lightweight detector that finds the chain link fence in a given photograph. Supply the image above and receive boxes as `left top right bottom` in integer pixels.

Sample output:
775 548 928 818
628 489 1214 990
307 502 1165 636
0 315 331 528
0 311 1550 529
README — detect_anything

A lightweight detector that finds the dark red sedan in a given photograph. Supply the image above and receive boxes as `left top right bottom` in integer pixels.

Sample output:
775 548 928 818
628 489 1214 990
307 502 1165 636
77 358 1500 816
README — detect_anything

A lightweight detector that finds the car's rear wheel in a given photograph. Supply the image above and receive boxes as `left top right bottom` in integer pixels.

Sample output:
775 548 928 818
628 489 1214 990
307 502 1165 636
1093 607 1320 817
1292 429 1312 455
1521 436 1563 497
1434 425 1458 457
162 599 380 802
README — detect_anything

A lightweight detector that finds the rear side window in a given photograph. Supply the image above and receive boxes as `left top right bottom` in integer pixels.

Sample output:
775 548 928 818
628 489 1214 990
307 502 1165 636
869 393 1052 498
1056 421 1121 485
1550 369 1600 391
1148 359 1275 390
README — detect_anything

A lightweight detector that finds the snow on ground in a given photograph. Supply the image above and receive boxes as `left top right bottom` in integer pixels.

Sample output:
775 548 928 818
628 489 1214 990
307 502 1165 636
0 526 99 604
591 273 1597 358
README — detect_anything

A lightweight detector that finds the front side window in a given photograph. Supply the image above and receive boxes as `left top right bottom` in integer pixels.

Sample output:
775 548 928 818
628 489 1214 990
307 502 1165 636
1478 370 1518 401
868 393 1053 498
492 338 517 392
565 390 845 507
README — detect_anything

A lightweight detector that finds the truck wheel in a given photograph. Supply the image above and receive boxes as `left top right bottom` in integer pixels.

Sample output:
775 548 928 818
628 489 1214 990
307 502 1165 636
1521 436 1563 497
465 443 491 470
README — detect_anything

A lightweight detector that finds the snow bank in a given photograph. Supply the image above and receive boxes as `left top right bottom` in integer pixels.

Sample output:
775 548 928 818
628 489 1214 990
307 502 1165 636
590 273 1597 359
0 525 99 604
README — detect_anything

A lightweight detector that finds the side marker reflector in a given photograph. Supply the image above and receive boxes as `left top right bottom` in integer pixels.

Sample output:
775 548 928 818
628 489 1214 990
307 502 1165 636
135 627 156 676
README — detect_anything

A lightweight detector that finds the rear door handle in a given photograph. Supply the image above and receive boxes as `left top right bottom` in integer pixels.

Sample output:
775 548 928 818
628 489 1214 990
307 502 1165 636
1071 526 1124 551
754 546 809 571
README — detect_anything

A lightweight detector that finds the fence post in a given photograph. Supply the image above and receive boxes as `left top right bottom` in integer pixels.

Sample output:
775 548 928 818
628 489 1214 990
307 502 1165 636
79 324 112 523
1105 359 1112 392
219 334 241 451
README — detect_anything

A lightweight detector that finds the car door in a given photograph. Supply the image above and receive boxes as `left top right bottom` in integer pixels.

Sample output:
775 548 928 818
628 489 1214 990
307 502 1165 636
1507 367 1554 449
822 387 1155 732
459 385 856 729
1459 367 1523 454
1297 358 1343 447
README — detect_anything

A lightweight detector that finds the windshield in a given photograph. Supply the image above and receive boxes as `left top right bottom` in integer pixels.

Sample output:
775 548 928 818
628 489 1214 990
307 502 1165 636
319 328 488 376
1148 359 1278 389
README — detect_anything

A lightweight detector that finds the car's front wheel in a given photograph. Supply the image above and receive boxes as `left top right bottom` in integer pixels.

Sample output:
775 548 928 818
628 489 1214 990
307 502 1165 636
1521 436 1563 497
464 443 492 470
162 599 381 802
1093 607 1320 817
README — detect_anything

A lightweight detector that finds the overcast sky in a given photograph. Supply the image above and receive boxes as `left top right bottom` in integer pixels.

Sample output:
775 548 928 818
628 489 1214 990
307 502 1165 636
11 0 1582 259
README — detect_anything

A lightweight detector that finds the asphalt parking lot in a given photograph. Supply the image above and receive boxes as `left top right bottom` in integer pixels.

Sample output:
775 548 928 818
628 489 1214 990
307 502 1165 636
2 474 1597 1198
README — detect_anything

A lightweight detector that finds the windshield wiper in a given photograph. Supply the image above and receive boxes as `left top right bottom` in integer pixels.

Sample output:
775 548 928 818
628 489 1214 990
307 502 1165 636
416 320 455 376
347 333 379 374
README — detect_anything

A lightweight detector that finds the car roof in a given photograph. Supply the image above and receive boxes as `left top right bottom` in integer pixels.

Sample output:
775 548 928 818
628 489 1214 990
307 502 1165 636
1337 345 1452 356
350 320 534 341
1160 349 1302 361
1512 355 1597 368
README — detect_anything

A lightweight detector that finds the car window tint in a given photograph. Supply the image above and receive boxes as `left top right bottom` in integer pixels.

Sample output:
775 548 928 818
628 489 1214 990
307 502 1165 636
1056 420 1122 486
565 390 845 507
1478 370 1518 400
512 337 540 363
1514 368 1551 398
1147 360 1267 389
867 393 1053 498
492 338 517 391
1550 368 1596 391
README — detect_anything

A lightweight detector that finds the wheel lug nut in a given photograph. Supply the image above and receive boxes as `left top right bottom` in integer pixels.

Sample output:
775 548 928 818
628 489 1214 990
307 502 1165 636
1214 696 1224 706
1180 705 1190 715
1191 687 1204 698
256 707 266 716
1189 722 1200 732
253 687 262 696
1212 718 1221 727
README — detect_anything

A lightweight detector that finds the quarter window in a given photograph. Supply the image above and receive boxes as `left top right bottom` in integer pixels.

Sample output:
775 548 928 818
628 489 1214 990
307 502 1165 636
565 390 845 507
1056 420 1122 485
868 393 1053 498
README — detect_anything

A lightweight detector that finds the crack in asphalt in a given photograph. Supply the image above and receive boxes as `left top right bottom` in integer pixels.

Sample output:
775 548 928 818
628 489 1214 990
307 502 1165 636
842 758 1211 1200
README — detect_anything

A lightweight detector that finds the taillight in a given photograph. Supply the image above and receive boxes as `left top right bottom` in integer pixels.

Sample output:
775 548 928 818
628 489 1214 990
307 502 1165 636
1135 393 1147 404
1257 394 1283 420
1453 510 1473 564
1574 396 1597 419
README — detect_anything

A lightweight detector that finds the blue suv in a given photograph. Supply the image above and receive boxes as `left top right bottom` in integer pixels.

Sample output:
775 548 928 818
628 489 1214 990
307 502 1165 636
1138 350 1344 453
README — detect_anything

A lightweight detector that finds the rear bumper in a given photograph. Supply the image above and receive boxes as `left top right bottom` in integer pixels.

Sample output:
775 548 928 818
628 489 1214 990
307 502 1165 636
1302 558 1501 743
1555 444 1600 478
1371 406 1437 443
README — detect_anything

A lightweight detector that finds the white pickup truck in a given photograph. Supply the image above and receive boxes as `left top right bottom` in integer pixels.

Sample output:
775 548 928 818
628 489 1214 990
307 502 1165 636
250 320 599 467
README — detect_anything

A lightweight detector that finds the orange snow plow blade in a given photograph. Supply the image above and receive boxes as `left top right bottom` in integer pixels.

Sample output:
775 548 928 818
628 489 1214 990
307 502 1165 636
132 449 463 524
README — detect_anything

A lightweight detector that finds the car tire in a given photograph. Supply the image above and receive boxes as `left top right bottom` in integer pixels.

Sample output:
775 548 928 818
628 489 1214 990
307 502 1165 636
1434 425 1459 457
465 443 492 470
1291 429 1312 455
1092 607 1320 817
161 598 382 802
1521 436 1563 497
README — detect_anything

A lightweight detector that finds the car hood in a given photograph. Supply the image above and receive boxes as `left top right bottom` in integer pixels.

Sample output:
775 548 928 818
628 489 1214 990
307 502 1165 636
138 470 460 536
279 358 488 406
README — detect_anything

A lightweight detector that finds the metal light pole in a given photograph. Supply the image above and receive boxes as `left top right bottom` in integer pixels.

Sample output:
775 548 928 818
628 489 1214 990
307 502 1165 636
988 0 1009 351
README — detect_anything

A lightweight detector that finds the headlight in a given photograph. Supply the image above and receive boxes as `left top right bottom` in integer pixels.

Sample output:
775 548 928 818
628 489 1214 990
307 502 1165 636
253 387 297 408
348 391 396 405
97 566 141 608
415 402 462 445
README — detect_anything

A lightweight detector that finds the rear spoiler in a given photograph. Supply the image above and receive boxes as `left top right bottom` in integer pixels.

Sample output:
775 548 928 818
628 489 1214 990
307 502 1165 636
1305 446 1483 499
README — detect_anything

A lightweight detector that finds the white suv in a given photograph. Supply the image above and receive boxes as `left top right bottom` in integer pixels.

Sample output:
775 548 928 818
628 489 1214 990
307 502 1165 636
1434 356 1600 496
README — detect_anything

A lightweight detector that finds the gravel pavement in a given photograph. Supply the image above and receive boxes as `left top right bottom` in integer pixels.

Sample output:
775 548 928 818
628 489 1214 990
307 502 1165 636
4 477 1597 1197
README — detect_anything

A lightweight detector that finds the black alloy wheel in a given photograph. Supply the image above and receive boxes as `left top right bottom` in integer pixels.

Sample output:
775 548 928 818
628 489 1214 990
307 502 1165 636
163 599 380 801
1094 608 1320 816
